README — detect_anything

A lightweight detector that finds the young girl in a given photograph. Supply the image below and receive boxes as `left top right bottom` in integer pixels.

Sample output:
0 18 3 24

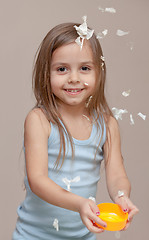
12 17 138 240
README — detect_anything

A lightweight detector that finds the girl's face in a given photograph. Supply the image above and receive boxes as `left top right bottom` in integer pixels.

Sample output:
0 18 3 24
50 41 97 110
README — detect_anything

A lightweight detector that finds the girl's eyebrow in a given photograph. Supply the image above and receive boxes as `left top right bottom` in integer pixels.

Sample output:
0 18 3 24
51 61 94 67
51 62 68 67
80 61 94 65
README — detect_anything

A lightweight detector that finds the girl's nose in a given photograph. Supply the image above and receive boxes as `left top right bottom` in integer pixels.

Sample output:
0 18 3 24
68 71 80 83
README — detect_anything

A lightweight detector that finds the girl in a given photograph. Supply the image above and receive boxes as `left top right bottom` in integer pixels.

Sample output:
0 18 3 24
12 17 138 240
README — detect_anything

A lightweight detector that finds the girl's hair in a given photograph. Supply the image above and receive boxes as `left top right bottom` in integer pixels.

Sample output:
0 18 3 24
32 22 113 168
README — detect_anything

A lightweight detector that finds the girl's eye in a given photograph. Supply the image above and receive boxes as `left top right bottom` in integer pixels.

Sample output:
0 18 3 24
81 66 90 71
57 67 67 72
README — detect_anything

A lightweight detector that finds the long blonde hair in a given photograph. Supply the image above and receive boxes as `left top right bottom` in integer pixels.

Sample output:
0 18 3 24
32 22 113 168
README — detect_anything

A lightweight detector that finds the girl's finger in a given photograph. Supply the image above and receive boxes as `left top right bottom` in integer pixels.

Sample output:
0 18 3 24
121 221 131 231
89 200 100 215
88 211 107 228
85 218 104 234
88 200 107 228
116 197 129 213
128 207 139 221
90 225 104 233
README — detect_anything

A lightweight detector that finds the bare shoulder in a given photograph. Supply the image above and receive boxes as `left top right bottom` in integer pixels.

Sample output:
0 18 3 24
24 108 51 138
104 114 120 139
103 115 122 163
107 116 119 130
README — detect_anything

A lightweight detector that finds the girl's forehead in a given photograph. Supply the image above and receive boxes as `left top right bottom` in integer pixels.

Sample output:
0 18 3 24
51 41 94 63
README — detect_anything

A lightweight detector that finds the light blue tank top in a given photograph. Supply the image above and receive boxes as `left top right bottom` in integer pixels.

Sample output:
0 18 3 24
12 118 106 240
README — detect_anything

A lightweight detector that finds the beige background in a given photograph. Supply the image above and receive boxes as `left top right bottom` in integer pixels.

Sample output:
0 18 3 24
0 0 149 239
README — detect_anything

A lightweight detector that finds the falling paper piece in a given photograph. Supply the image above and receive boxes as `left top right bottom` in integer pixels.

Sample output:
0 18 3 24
82 114 90 121
122 89 131 97
115 231 121 239
62 176 80 191
116 29 129 36
105 7 116 13
53 218 59 231
130 114 134 125
75 37 84 49
98 6 116 13
98 6 105 12
127 41 134 51
74 16 94 50
100 56 105 62
112 107 128 120
118 190 124 197
102 29 108 36
96 29 108 39
89 196 96 203
137 112 146 120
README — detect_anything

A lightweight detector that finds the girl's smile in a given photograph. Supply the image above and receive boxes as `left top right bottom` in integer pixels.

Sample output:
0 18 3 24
50 41 96 109
64 88 84 95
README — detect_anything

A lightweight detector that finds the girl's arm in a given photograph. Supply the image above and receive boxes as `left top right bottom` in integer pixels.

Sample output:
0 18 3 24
24 109 106 233
104 116 139 229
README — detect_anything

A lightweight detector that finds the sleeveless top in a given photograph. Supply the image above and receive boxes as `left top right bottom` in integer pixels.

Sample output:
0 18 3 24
12 118 106 240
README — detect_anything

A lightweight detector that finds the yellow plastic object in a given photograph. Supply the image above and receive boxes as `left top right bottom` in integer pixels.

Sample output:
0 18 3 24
96 203 128 231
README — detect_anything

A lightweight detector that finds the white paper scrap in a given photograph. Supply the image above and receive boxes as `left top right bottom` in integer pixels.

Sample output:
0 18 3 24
116 29 129 36
62 176 80 192
105 7 116 13
53 218 59 231
137 112 146 120
98 6 105 12
75 37 84 49
98 7 116 13
100 56 105 62
127 41 134 51
115 231 121 239
89 196 96 203
96 29 108 39
130 114 134 125
112 107 128 120
74 16 94 50
122 89 131 97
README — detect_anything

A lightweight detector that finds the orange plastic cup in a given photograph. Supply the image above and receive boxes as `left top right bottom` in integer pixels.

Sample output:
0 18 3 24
96 203 128 231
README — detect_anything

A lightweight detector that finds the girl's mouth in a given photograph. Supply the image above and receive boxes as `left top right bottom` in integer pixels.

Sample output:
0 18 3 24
64 88 84 94
65 89 82 93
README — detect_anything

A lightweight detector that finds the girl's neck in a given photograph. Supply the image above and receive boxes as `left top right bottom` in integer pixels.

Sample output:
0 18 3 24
58 103 89 119
57 103 93 140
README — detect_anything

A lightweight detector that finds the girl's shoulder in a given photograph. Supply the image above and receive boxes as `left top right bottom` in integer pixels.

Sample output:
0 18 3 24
24 107 51 139
103 113 117 125
103 113 120 140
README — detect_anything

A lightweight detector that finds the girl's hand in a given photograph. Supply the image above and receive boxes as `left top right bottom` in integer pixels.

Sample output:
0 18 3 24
115 195 139 230
78 199 106 234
